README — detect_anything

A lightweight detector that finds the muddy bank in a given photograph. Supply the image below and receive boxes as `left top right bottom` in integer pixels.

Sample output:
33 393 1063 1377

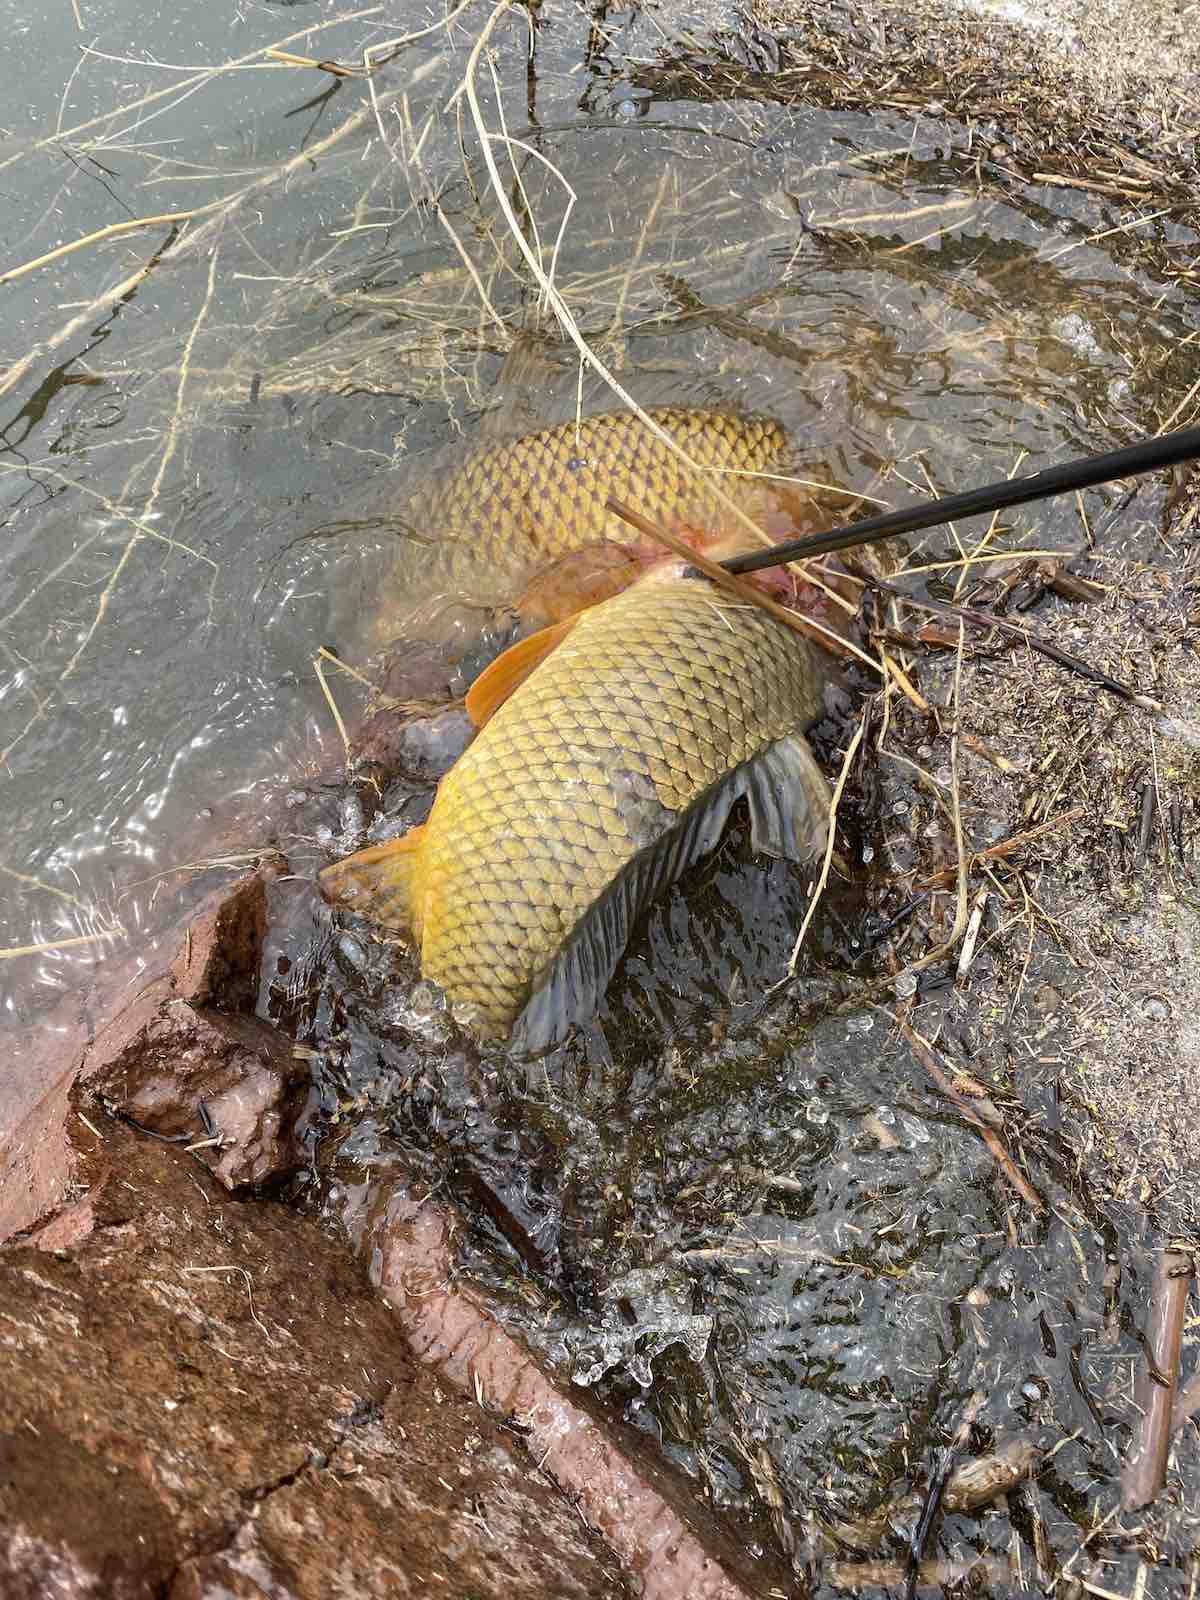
0 1122 635 1600
3 860 789 1598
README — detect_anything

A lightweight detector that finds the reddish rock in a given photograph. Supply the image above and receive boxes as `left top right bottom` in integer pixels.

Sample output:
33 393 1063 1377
0 994 89 1242
169 869 275 1011
0 1126 633 1599
85 998 309 1191
21 1175 108 1253
354 1176 787 1600
1 868 291 1241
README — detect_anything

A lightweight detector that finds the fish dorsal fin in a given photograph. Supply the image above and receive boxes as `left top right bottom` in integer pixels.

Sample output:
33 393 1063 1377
319 826 427 935
477 328 566 439
466 616 580 728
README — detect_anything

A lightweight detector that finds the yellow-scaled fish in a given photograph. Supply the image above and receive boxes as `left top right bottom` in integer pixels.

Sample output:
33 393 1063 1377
352 406 822 648
320 568 831 1050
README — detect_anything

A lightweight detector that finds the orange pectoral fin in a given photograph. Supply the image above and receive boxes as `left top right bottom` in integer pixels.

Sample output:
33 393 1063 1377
466 615 580 727
319 825 426 932
517 543 647 627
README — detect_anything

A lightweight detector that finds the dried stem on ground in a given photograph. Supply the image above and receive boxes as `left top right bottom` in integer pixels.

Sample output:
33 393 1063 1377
855 571 1165 715
789 712 866 974
1122 1249 1193 1510
918 806 1084 890
886 1007 1044 1212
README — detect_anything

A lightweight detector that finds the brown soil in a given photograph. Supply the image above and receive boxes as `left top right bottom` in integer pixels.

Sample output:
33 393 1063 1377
1 858 783 1597
0 1123 634 1600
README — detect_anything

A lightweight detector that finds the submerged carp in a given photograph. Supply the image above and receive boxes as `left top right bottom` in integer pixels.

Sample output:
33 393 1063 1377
411 406 792 567
321 570 831 1050
354 407 813 647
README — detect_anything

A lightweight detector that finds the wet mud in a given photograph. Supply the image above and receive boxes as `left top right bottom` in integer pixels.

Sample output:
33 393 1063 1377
1 1126 636 1600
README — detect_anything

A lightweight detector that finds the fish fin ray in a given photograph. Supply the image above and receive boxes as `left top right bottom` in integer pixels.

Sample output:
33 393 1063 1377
318 827 426 932
744 733 830 861
512 733 829 1052
466 617 579 727
476 329 567 439
516 543 647 626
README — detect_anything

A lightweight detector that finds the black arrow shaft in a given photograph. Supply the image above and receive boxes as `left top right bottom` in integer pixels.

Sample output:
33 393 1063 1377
721 424 1200 576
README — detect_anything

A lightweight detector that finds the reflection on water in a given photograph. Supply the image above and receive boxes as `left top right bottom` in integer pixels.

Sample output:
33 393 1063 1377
4 0 1200 1590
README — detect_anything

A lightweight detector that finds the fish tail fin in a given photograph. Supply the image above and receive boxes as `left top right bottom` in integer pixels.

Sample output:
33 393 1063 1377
318 826 427 933
465 615 580 727
744 733 831 861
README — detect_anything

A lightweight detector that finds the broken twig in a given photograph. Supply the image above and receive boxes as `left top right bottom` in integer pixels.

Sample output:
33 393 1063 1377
1123 1250 1193 1510
856 574 1163 715
887 1009 1044 1213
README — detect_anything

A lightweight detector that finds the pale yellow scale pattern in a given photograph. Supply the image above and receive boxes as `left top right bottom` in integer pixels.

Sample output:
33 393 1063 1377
414 578 827 1031
407 407 791 577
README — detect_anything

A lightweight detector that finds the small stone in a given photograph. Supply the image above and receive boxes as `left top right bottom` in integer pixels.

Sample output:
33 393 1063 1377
1032 983 1062 1016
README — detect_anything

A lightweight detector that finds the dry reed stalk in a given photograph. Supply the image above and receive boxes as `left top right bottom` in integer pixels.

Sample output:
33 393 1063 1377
59 248 221 693
314 652 352 761
0 862 95 911
1 207 231 288
788 712 867 974
0 930 122 960
1123 1250 1193 1510
0 7 386 176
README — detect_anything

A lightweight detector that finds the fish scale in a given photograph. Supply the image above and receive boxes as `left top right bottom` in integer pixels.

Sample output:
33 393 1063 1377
404 407 791 579
322 576 831 1046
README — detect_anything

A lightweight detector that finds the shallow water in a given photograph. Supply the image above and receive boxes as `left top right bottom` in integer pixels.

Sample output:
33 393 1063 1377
5 0 1200 1591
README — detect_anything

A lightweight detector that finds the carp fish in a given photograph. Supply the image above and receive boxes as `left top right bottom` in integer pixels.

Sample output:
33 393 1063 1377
320 567 832 1050
352 406 818 648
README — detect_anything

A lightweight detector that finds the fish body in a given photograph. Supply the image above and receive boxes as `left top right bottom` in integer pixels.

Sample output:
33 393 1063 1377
357 407 811 647
321 573 831 1049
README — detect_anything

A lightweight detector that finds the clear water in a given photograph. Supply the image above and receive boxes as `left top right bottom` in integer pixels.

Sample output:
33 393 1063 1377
4 0 1199 1591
